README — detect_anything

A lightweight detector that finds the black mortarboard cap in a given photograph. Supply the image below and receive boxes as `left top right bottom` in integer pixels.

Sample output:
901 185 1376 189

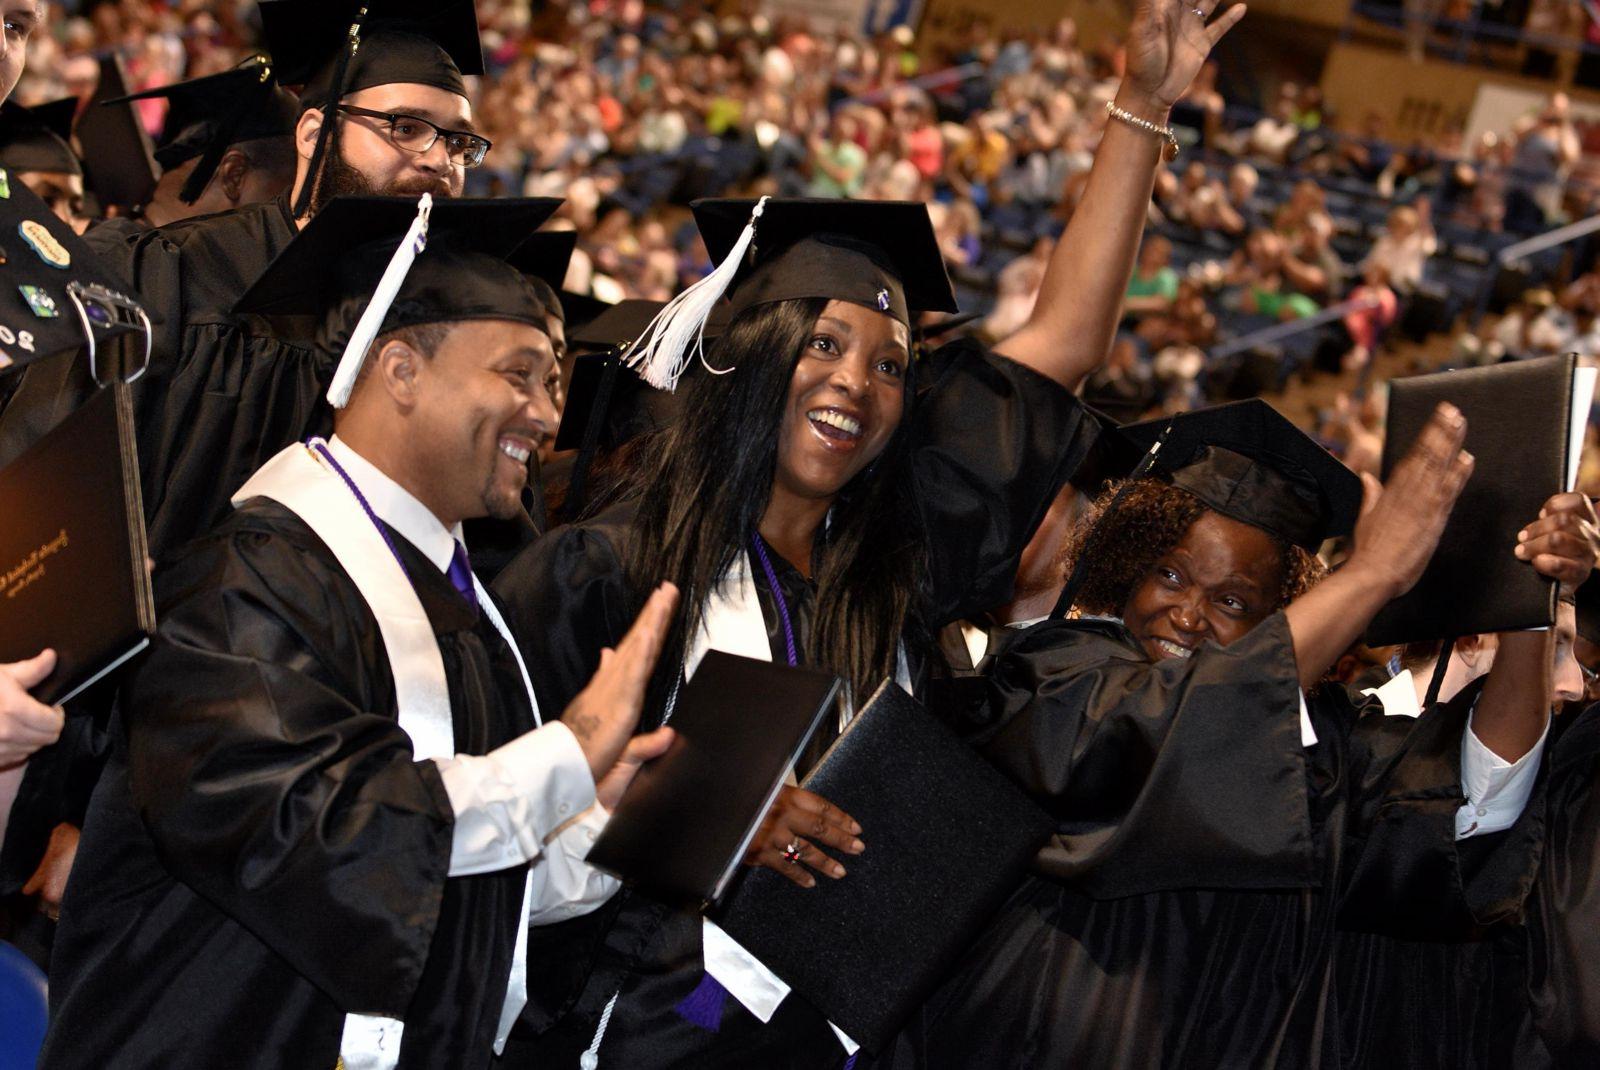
0 99 80 176
1073 405 1144 497
260 0 485 104
105 59 297 203
691 197 958 322
555 299 735 452
0 177 147 373
558 289 611 332
571 298 666 353
74 54 159 211
235 195 561 335
1125 398 1362 551
509 230 576 323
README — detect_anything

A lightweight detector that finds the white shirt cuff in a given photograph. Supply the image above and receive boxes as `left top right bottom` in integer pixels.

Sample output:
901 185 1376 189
434 721 596 876
526 804 620 924
1455 711 1549 839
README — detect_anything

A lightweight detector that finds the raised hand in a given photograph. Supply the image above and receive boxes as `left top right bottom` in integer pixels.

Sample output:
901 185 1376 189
1516 491 1600 593
1348 403 1474 599
562 583 679 784
743 785 864 889
1122 0 1247 115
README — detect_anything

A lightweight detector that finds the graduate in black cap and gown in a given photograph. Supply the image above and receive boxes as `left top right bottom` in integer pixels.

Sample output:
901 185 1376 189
98 56 298 229
0 98 88 233
0 0 493 567
40 194 682 1070
494 4 1247 1064
889 399 1587 1069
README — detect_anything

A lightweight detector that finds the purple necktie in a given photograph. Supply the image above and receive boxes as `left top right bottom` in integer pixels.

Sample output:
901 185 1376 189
446 541 479 613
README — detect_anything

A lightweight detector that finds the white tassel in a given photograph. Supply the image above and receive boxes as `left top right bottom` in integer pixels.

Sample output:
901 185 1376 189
325 193 434 409
625 195 768 391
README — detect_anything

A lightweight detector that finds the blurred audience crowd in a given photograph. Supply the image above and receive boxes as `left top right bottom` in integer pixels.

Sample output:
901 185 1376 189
18 0 1600 481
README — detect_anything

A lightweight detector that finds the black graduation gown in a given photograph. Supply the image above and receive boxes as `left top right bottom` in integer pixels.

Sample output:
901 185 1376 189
491 340 1093 1068
40 499 535 1070
876 617 1544 1070
0 196 332 566
1500 702 1600 1067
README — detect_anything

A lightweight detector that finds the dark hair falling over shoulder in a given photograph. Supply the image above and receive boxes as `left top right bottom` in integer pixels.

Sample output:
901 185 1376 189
623 296 929 713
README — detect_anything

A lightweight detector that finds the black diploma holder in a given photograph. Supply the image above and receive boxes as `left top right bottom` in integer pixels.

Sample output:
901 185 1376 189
1368 353 1593 645
585 650 843 907
713 680 1054 1052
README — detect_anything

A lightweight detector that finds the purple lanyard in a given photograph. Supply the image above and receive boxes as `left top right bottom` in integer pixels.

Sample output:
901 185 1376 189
306 438 416 588
749 531 799 668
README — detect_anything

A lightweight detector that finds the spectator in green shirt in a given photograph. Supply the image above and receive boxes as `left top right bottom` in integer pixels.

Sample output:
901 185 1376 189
806 111 868 198
1125 235 1180 315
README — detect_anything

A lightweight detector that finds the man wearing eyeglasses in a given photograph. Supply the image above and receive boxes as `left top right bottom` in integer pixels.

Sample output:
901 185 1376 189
0 0 500 573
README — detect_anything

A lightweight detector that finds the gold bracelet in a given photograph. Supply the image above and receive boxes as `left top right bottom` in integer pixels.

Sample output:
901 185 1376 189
1104 100 1179 160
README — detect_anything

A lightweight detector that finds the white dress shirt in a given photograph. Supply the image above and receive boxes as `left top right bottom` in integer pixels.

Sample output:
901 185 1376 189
324 437 616 912
1362 667 1547 839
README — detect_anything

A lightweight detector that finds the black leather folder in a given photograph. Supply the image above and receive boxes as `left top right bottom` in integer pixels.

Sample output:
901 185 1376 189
0 382 154 703
1367 353 1586 644
713 680 1053 1052
586 650 842 907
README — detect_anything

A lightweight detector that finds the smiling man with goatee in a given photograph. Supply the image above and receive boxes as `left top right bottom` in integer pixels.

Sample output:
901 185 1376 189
39 196 683 1070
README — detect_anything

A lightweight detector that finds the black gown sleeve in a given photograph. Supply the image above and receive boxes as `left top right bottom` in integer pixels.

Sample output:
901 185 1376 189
121 516 456 1017
967 613 1318 897
1521 703 1600 1061
1334 679 1547 940
910 339 1095 626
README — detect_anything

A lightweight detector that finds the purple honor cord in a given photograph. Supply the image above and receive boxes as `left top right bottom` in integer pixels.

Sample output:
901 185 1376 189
749 531 799 668
306 438 416 588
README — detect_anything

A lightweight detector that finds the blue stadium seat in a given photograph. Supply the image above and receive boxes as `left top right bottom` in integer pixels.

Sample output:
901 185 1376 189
0 941 48 1070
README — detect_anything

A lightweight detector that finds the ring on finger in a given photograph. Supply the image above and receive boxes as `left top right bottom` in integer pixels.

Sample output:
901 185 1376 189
1191 5 1206 15
782 839 804 865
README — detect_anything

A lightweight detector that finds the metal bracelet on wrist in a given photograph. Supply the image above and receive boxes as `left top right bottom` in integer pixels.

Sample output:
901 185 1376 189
1104 99 1179 160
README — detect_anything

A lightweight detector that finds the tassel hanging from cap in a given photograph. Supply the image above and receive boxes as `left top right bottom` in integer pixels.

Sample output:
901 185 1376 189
292 6 368 220
325 192 433 409
625 195 768 391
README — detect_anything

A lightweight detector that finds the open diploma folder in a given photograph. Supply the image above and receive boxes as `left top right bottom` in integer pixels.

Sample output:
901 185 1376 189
713 681 1055 1052
1367 353 1597 645
0 382 155 704
585 651 842 906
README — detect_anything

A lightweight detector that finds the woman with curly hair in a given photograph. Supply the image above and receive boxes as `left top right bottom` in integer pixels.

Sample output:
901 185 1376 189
893 398 1593 1068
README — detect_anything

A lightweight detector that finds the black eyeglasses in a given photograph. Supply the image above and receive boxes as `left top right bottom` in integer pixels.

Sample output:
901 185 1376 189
336 105 492 168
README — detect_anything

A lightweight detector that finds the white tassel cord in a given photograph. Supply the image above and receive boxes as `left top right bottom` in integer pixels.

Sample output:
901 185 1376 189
579 990 621 1070
625 195 768 391
325 192 435 409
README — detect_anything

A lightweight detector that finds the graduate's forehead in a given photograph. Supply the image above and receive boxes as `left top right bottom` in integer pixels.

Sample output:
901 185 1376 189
342 83 473 130
1167 510 1283 588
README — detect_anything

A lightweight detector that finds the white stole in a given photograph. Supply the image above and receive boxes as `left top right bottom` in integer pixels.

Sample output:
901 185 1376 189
689 551 908 1057
233 444 540 1069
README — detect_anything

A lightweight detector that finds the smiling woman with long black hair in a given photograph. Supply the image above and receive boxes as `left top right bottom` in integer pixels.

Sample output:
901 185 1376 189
494 3 1246 1064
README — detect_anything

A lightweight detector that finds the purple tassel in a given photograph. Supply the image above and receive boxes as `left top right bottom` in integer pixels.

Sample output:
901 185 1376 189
674 971 728 1031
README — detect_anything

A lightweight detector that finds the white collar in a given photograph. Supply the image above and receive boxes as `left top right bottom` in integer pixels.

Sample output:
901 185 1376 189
1362 668 1422 718
325 435 464 574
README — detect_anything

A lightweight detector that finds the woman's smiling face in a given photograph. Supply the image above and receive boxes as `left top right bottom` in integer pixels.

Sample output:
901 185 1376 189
772 299 910 502
1121 510 1286 661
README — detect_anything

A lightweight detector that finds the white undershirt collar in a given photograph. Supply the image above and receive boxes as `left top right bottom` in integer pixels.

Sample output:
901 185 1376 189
325 435 465 574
